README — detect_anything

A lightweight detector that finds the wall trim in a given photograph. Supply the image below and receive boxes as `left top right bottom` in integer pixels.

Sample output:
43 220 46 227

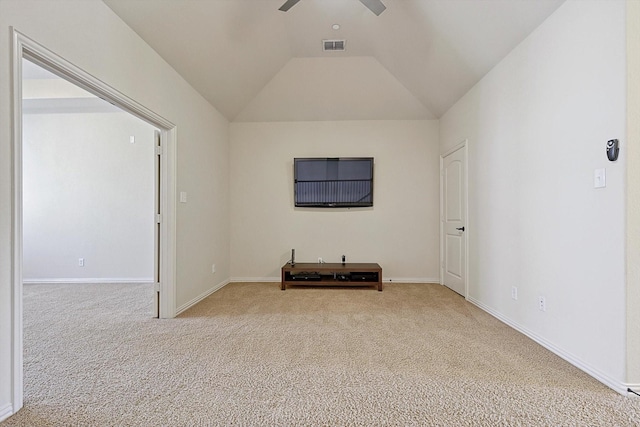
175 279 230 315
23 278 154 284
229 277 441 284
385 277 441 284
0 403 13 423
468 296 628 395
230 277 280 283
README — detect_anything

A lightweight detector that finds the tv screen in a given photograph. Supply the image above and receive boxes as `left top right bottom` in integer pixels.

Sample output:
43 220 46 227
294 157 374 208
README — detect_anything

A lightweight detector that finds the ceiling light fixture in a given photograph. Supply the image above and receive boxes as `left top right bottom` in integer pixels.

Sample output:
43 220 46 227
332 24 340 30
279 0 386 16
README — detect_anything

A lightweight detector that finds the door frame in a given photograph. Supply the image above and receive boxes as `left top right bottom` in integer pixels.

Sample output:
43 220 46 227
440 139 469 298
10 28 177 412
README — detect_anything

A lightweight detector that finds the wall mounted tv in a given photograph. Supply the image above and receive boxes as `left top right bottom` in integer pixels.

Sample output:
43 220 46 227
294 157 374 208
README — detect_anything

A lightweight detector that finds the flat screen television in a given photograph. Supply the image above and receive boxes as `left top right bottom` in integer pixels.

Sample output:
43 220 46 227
294 157 374 208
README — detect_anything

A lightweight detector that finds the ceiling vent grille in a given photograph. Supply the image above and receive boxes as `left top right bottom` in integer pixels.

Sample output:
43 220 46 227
323 40 345 51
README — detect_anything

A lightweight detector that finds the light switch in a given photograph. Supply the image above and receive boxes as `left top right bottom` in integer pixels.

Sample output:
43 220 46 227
594 168 606 188
129 135 135 144
180 191 187 203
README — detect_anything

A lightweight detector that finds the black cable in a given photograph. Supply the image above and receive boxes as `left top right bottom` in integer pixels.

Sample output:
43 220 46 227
628 388 640 397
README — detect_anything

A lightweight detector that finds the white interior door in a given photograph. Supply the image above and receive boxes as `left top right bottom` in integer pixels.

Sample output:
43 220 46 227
442 144 467 296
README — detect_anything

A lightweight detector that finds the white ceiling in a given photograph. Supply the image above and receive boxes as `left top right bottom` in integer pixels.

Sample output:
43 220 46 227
103 0 565 122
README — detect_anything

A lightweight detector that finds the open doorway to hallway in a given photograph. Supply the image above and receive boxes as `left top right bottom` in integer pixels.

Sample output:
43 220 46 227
18 56 160 415
21 59 158 314
11 29 177 415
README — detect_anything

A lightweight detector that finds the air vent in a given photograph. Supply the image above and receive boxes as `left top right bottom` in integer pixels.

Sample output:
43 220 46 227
323 40 345 51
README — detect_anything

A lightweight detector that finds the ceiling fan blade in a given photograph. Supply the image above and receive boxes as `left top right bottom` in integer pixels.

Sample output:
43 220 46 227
359 0 386 16
279 0 302 12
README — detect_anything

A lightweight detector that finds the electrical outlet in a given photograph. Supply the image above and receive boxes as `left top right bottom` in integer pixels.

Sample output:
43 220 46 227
78 258 84 267
212 264 216 274
318 257 323 263
538 296 546 312
511 286 518 300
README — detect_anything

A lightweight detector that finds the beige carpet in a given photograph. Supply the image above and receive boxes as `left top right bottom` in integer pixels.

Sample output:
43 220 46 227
3 282 640 426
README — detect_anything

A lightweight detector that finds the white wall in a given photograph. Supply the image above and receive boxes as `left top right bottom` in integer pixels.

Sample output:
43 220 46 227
440 0 627 390
230 120 440 282
0 0 230 416
22 110 155 282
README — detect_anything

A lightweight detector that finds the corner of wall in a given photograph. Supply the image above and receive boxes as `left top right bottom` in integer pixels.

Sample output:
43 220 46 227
626 0 640 386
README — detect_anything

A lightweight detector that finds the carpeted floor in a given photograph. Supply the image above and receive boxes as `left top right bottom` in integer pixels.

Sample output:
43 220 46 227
3 282 640 426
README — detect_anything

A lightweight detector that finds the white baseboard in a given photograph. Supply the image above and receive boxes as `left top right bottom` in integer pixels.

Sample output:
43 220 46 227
23 278 154 284
229 277 441 284
467 296 628 395
230 277 280 283
176 279 230 315
0 403 14 423
384 277 440 284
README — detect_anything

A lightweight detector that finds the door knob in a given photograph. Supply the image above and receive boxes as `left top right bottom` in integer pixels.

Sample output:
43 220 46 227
456 226 465 232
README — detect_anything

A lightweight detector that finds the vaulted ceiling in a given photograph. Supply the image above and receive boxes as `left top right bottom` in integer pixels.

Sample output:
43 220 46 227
103 0 565 122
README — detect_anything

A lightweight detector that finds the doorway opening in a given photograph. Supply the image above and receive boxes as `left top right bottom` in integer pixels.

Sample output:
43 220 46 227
11 29 177 413
22 59 158 299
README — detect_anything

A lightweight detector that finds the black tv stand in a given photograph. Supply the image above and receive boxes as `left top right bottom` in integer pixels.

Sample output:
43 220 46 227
281 262 382 291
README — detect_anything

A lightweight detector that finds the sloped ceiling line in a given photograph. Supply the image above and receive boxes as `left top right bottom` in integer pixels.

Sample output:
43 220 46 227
103 0 565 122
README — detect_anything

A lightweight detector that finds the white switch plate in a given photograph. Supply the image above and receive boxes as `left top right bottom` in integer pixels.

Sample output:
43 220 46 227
594 168 606 188
180 191 187 203
129 135 135 144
